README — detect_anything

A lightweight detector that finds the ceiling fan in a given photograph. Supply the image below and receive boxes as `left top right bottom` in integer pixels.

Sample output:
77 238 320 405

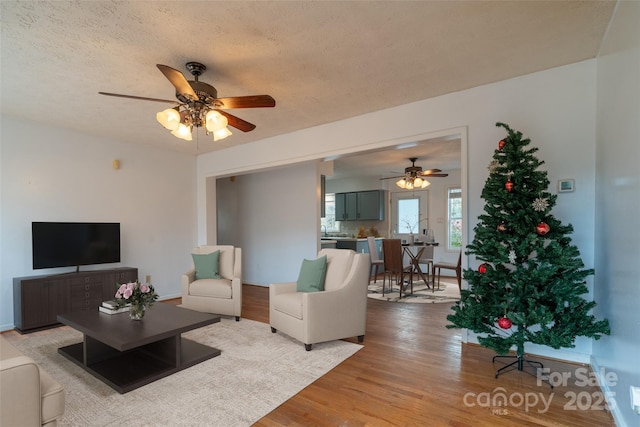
99 62 275 141
380 157 448 189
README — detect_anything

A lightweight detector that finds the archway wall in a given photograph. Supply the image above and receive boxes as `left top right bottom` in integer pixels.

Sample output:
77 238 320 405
197 60 597 363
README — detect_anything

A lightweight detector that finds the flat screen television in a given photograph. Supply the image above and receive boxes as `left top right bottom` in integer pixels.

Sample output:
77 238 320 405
32 222 121 270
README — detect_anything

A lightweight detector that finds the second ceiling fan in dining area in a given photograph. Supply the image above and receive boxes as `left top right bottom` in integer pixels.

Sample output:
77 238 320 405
380 157 448 189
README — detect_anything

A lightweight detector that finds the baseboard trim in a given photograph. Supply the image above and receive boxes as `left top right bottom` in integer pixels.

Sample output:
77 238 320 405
591 356 627 427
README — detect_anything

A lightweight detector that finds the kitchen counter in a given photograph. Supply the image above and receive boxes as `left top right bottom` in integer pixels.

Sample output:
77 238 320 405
321 237 383 253
320 239 337 249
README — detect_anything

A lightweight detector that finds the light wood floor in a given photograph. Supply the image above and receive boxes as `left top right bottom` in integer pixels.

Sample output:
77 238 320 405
236 283 615 427
7 283 615 426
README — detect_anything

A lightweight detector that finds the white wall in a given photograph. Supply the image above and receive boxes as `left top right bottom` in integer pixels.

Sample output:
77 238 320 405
0 116 198 331
197 60 599 363
216 176 241 246
413 169 461 262
216 162 318 285
593 2 640 426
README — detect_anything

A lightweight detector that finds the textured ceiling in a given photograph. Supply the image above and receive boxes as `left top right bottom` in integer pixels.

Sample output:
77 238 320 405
1 1 615 170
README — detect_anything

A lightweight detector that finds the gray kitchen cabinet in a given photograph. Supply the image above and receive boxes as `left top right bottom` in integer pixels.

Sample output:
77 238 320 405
335 239 357 251
334 190 384 221
357 190 384 220
335 192 357 221
334 193 345 220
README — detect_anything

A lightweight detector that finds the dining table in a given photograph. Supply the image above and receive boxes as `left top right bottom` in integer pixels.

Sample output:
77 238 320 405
401 242 439 292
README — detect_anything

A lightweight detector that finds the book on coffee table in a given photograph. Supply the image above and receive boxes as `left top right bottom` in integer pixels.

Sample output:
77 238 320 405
100 300 130 314
101 300 119 309
99 306 130 315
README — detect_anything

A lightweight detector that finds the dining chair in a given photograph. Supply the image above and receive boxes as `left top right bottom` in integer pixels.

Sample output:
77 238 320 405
432 251 462 291
417 245 435 290
381 239 412 297
367 236 384 283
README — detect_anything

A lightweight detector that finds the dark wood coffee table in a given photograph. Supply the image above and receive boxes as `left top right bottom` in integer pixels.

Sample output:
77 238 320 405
57 303 221 393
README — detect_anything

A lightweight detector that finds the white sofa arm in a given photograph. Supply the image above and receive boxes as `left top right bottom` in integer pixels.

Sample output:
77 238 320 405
232 248 242 309
270 282 297 297
233 247 242 281
181 268 195 295
0 355 43 427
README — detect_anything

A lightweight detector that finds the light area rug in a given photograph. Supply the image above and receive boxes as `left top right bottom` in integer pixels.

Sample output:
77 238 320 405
368 278 461 303
5 317 362 426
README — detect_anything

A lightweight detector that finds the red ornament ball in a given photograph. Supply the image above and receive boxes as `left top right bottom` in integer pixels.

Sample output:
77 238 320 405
536 222 550 235
498 316 512 329
478 263 488 274
497 223 507 232
505 180 514 192
498 139 506 150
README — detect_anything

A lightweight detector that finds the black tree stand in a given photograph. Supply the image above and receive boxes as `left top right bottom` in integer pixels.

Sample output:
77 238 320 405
492 344 553 388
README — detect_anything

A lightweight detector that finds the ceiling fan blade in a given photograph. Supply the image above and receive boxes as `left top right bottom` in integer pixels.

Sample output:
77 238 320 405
156 64 199 101
215 95 276 109
420 168 442 175
217 110 256 132
424 173 449 177
379 176 404 180
98 92 180 104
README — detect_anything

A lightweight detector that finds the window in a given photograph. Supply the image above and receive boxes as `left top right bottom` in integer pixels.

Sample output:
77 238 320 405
321 193 337 232
448 188 462 250
397 198 420 234
391 190 428 238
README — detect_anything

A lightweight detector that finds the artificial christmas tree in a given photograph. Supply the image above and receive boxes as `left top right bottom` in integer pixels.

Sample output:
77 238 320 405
447 122 609 380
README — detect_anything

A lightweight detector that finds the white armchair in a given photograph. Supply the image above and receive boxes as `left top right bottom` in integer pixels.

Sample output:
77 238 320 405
181 245 242 321
269 248 370 350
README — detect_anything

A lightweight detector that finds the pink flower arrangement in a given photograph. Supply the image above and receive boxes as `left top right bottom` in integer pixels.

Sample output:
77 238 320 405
113 281 158 310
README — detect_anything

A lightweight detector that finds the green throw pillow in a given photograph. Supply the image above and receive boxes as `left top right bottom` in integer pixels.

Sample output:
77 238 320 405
296 255 327 292
192 250 221 280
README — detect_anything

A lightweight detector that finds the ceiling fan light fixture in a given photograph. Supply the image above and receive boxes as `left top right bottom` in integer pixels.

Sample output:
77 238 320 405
213 126 232 141
171 123 193 141
396 176 430 189
156 107 181 131
384 158 446 189
205 110 228 132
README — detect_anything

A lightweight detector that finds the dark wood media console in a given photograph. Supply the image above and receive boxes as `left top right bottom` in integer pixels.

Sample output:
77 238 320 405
13 267 137 333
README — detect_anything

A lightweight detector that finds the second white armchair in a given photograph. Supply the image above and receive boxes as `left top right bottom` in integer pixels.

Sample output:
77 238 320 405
269 248 370 350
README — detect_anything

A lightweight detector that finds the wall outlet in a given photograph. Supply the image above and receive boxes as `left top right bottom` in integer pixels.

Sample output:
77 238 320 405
145 275 151 284
631 386 640 415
